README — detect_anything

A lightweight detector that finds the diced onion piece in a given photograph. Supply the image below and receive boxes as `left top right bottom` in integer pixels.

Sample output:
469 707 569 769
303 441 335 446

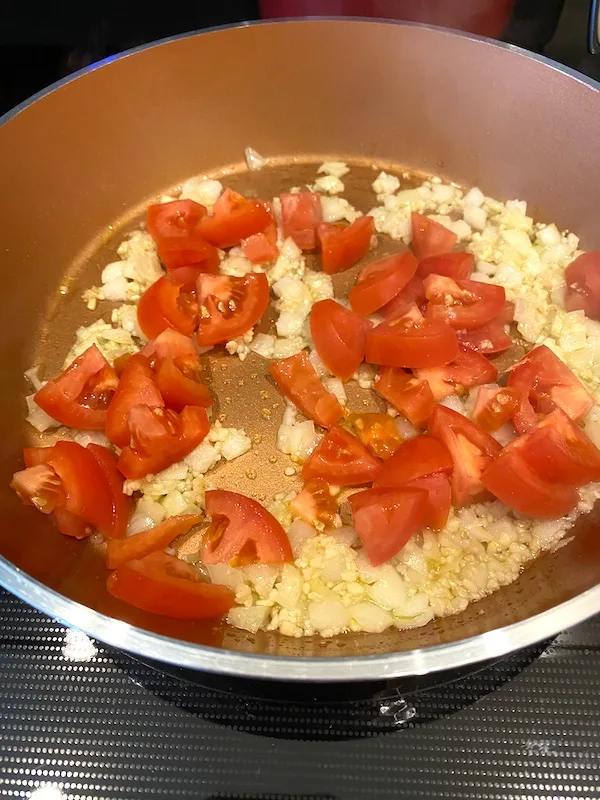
308 600 351 632
351 602 393 633
287 519 316 556
275 564 303 609
244 146 266 171
227 606 269 633
367 566 408 610
243 564 280 598
206 564 247 591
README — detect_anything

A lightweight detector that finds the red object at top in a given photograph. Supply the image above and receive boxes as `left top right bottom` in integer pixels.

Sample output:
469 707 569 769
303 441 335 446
260 0 514 37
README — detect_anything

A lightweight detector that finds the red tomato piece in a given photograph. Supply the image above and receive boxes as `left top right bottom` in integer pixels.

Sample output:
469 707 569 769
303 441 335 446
105 354 164 448
349 252 419 316
155 357 213 411
87 444 131 539
196 272 269 346
198 189 272 249
318 216 375 274
565 252 600 320
373 434 454 487
374 367 436 428
34 345 116 431
241 222 279 264
380 275 426 320
269 351 343 428
428 404 502 506
500 300 515 324
107 551 235 619
417 252 474 280
137 277 197 339
405 473 452 530
106 513 204 569
457 319 513 355
507 345 595 434
53 507 91 539
141 329 198 361
280 192 323 250
349 486 428 565
365 305 459 369
416 349 498 401
301 425 383 486
348 412 404 459
309 299 371 381
23 447 53 467
425 275 506 330
118 405 209 480
472 385 521 432
203 490 292 565
289 478 339 529
146 200 220 273
10 463 65 513
411 212 457 260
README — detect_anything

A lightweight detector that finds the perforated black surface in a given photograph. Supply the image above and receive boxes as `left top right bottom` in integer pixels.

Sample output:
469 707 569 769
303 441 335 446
1 588 600 799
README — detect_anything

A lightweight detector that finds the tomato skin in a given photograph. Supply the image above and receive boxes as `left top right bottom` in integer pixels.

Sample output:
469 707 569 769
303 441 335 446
147 199 207 240
270 351 343 428
87 444 131 539
301 425 383 486
280 192 323 250
349 486 428 565
416 349 498 401
105 354 164 448
417 252 474 280
373 434 454 487
349 252 418 316
241 223 279 264
365 308 459 369
411 213 457 260
198 189 272 248
34 345 114 431
318 216 375 274
405 473 452 530
155 357 213 411
472 385 521 432
53 508 91 538
203 490 292 564
348 412 404 459
374 367 435 428
380 275 425 320
196 272 269 347
107 551 235 619
106 514 204 569
425 275 505 330
309 299 371 382
457 319 512 355
565 251 600 320
141 329 199 361
137 277 197 339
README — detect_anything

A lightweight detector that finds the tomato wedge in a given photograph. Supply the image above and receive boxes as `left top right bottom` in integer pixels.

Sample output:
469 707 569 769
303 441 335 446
107 551 235 619
417 251 474 280
349 252 418 316
507 345 595 434
309 299 371 381
198 189 272 249
280 192 323 250
241 222 279 264
348 412 404 459
318 216 374 274
380 275 426 320
373 434 454 487
411 213 457 260
269 351 343 428
349 486 428 565
365 306 459 369
425 275 505 330
106 354 164 448
196 272 269 346
565 251 600 320
11 463 65 514
118 405 209 480
301 425 382 485
34 345 117 431
140 329 198 361
416 349 498 400
405 473 452 530
155 357 212 411
457 319 513 355
106 513 204 569
147 199 219 273
87 444 131 539
289 478 339 529
374 367 435 428
137 276 197 339
428 404 501 506
203 490 292 564
472 385 521 432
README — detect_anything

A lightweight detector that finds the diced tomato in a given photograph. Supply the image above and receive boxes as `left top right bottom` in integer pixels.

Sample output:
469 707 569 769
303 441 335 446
198 189 272 249
374 367 436 428
301 425 382 486
349 252 419 316
507 345 595 434
53 507 91 539
269 351 343 428
158 236 219 275
348 412 404 459
472 385 521 432
481 445 579 518
405 473 452 530
241 222 279 264
349 486 428 565
147 199 207 240
411 213 457 260
107 551 235 619
416 349 498 401
457 319 513 355
417 252 474 280
428 404 502 506
500 300 515 324
146 200 221 273
196 272 269 346
155 356 212 411
118 405 209 480
318 216 375 274
365 305 459 369
289 478 339 529
106 513 204 569
380 275 426 320
565 251 600 320
203 490 292 565
309 299 371 381
373 434 454 487
105 354 164 448
34 345 116 431
425 275 505 330
11 463 65 514
23 447 53 468
140 329 198 361
87 444 131 539
280 192 322 250
137 276 197 339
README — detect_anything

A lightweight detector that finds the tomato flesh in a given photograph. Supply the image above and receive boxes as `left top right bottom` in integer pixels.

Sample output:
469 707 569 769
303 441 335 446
137 276 197 339
242 222 279 264
196 272 269 346
374 367 435 428
348 412 404 459
155 357 213 411
289 478 339 529
373 434 454 487
425 275 505 330
280 192 322 250
318 216 374 274
198 189 272 249
380 275 426 320
417 251 474 280
416 349 498 400
105 354 164 448
457 320 512 355
301 425 382 485
87 444 131 539
565 251 600 320
140 329 198 361
405 473 452 530
411 213 457 260
309 299 371 382
270 351 343 428
349 252 418 316
472 385 521 432
106 514 204 569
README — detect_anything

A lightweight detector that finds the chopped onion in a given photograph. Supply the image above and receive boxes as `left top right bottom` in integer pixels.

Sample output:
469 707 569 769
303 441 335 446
350 602 393 633
206 564 247 591
243 564 280 598
25 395 60 432
394 416 419 439
367 565 408 610
332 525 358 547
287 519 315 557
308 600 350 632
439 395 466 415
227 606 269 633
274 564 303 609
126 514 156 536
323 376 346 406
24 367 43 391
244 146 266 171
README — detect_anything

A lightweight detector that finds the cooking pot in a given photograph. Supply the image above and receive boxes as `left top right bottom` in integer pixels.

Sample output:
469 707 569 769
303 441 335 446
1 20 600 682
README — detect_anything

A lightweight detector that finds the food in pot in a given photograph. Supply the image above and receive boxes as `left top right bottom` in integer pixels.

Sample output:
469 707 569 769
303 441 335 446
13 157 600 638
